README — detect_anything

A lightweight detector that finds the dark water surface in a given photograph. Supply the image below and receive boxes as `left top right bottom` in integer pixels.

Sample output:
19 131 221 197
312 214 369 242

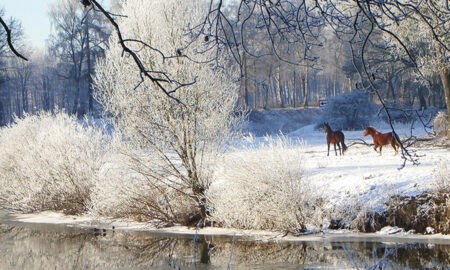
1 214 450 269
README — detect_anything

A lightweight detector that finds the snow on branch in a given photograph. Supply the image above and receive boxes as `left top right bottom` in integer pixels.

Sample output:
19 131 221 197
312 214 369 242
86 0 194 102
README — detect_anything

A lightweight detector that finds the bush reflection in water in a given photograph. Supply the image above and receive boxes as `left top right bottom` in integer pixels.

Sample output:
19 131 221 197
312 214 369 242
0 223 449 269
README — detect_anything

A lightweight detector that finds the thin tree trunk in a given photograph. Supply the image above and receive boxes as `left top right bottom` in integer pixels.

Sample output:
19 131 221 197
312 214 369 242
263 84 269 109
293 71 297 107
333 70 337 97
86 13 94 114
302 65 309 107
435 43 450 118
275 65 283 107
439 67 450 119
240 53 249 108
72 80 81 115
20 81 28 113
388 76 396 102
418 87 427 111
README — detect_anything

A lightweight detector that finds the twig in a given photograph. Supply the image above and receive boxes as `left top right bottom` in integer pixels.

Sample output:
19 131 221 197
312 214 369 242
347 138 373 147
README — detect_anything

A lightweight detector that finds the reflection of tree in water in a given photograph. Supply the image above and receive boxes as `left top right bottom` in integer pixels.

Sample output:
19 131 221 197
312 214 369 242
327 241 450 269
0 224 198 269
1 223 450 269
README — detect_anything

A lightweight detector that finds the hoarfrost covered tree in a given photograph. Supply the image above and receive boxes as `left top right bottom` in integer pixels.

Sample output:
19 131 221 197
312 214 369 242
93 0 242 225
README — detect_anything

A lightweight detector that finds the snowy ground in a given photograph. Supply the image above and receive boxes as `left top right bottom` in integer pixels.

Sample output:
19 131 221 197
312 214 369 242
287 123 449 214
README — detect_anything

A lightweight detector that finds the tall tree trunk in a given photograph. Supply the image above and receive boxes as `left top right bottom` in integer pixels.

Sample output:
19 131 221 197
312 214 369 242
20 81 28 113
42 77 50 111
418 87 427 111
72 80 81 115
239 53 249 108
263 83 269 109
333 70 337 97
15 91 21 116
439 67 450 119
293 71 297 107
85 13 94 114
275 65 283 107
301 65 309 107
388 76 396 102
435 43 450 118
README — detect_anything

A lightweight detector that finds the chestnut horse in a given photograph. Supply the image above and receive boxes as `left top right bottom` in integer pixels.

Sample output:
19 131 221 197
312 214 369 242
363 126 401 155
322 123 347 156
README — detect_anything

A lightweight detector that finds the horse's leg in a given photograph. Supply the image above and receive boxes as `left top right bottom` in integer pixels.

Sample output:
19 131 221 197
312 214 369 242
379 145 383 156
340 134 344 155
337 142 342 156
334 143 337 156
327 143 330 156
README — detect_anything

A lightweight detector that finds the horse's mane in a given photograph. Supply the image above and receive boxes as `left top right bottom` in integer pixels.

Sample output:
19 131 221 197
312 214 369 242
365 126 377 132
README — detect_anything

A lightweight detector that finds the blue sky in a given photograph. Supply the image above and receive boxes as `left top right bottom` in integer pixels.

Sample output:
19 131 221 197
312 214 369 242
1 0 54 49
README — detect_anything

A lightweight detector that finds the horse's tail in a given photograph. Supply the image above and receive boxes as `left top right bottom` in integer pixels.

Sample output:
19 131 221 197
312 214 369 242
341 131 348 152
393 131 401 147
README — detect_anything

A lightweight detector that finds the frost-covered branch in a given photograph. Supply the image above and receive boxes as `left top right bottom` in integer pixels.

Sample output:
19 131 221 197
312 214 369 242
84 0 193 101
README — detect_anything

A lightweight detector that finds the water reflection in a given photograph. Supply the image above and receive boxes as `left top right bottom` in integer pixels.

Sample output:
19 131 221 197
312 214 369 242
0 221 449 269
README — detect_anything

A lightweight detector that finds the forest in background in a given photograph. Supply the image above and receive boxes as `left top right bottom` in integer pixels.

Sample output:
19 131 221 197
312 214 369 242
0 0 448 127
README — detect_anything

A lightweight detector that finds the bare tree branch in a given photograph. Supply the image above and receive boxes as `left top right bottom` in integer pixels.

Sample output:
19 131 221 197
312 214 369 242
0 16 28 61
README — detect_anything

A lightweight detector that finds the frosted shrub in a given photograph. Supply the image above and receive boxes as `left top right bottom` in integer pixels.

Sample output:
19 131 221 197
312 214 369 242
208 136 325 231
0 112 107 214
433 112 449 137
90 141 198 224
432 161 450 193
320 90 377 130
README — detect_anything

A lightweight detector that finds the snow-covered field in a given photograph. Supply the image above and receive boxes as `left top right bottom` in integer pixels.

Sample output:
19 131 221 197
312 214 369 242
287 123 448 214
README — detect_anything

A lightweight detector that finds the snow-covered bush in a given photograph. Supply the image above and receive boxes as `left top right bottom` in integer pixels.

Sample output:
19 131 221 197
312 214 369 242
433 112 449 137
432 161 450 193
208 136 325 231
320 90 377 130
0 112 107 214
89 141 198 225
94 0 244 223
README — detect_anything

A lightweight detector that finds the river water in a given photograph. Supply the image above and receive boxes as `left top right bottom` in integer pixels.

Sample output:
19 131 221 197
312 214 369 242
1 214 450 269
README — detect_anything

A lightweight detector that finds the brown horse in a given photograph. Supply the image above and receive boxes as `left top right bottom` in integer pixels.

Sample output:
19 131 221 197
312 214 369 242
322 123 347 156
363 126 401 155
